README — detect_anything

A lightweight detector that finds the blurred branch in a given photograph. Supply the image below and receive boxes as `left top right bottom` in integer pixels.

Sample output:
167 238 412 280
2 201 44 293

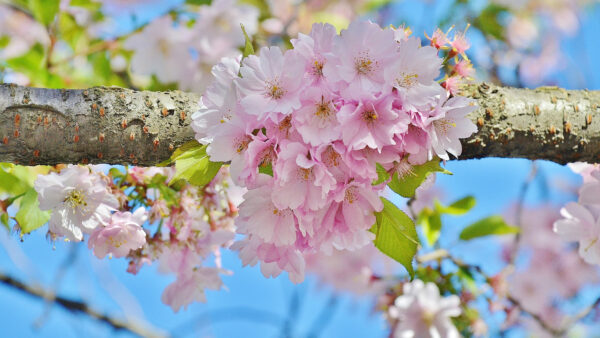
307 293 339 338
171 306 284 336
0 271 167 338
509 162 538 265
416 251 576 336
35 245 78 329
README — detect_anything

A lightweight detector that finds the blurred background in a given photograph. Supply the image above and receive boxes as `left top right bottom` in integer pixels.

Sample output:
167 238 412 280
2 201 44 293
1 0 600 337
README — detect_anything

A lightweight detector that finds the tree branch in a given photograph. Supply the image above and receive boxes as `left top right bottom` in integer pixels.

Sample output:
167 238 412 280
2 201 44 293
0 271 168 338
1 83 600 165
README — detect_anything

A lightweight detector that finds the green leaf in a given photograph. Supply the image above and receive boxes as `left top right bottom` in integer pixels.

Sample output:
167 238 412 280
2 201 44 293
158 140 201 166
1 213 9 231
420 209 442 247
240 24 254 58
185 0 211 4
388 158 451 198
372 163 390 185
435 196 476 215
0 170 30 196
29 0 60 26
459 215 519 241
15 188 51 234
258 162 273 176
370 197 419 278
476 4 508 40
171 142 222 187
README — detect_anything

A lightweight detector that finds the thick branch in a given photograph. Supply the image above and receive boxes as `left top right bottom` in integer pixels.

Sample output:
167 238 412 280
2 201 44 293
0 272 167 338
1 83 600 165
460 83 600 164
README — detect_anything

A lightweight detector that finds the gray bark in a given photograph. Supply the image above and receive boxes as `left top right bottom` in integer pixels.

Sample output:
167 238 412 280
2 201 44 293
0 83 599 166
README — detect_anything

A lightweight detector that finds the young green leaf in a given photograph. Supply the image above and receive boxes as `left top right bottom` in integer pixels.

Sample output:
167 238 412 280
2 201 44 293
387 158 451 198
1 213 9 231
372 163 390 185
459 215 519 240
420 209 442 247
15 188 51 234
171 142 222 187
240 24 255 58
29 0 60 26
435 196 476 215
258 162 273 176
370 197 420 278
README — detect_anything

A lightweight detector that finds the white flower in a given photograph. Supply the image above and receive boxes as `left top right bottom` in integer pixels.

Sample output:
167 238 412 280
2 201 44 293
389 279 461 338
34 165 119 241
554 202 600 265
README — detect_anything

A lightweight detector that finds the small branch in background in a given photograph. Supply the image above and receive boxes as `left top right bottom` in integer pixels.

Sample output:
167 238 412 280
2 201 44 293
281 287 303 338
171 306 284 337
34 245 78 329
509 162 538 265
416 251 593 335
0 271 167 338
306 293 339 338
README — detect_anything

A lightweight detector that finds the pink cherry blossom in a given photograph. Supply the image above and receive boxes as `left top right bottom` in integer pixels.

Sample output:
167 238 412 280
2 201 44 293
338 93 407 152
293 87 341 146
161 267 227 312
34 165 118 241
272 141 335 211
236 46 305 122
291 23 337 87
388 279 461 338
323 20 398 97
88 208 147 259
236 181 298 247
426 94 478 161
554 202 600 265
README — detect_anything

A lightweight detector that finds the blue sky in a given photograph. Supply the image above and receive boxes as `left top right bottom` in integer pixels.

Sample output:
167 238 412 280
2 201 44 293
1 1 600 337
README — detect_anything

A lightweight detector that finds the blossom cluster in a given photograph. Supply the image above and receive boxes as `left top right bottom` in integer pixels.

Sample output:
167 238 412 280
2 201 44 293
33 165 240 312
192 20 477 283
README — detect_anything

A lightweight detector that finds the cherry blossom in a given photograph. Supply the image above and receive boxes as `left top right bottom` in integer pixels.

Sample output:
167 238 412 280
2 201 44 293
388 279 461 338
34 165 118 242
88 208 148 259
193 20 477 283
554 202 600 265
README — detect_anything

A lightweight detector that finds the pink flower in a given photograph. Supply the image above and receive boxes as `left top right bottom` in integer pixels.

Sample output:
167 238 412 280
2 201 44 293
389 280 461 338
291 23 337 87
34 165 118 241
236 46 305 122
161 267 226 312
385 37 442 102
554 202 600 265
232 235 305 283
323 20 397 97
88 208 148 259
236 181 298 246
272 141 335 210
293 87 341 146
425 93 478 161
338 93 408 152
192 56 241 144
426 28 449 50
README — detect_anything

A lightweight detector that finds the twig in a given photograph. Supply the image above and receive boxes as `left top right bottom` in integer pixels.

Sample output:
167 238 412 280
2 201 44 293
509 162 538 265
0 271 167 338
171 306 284 336
306 293 339 338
